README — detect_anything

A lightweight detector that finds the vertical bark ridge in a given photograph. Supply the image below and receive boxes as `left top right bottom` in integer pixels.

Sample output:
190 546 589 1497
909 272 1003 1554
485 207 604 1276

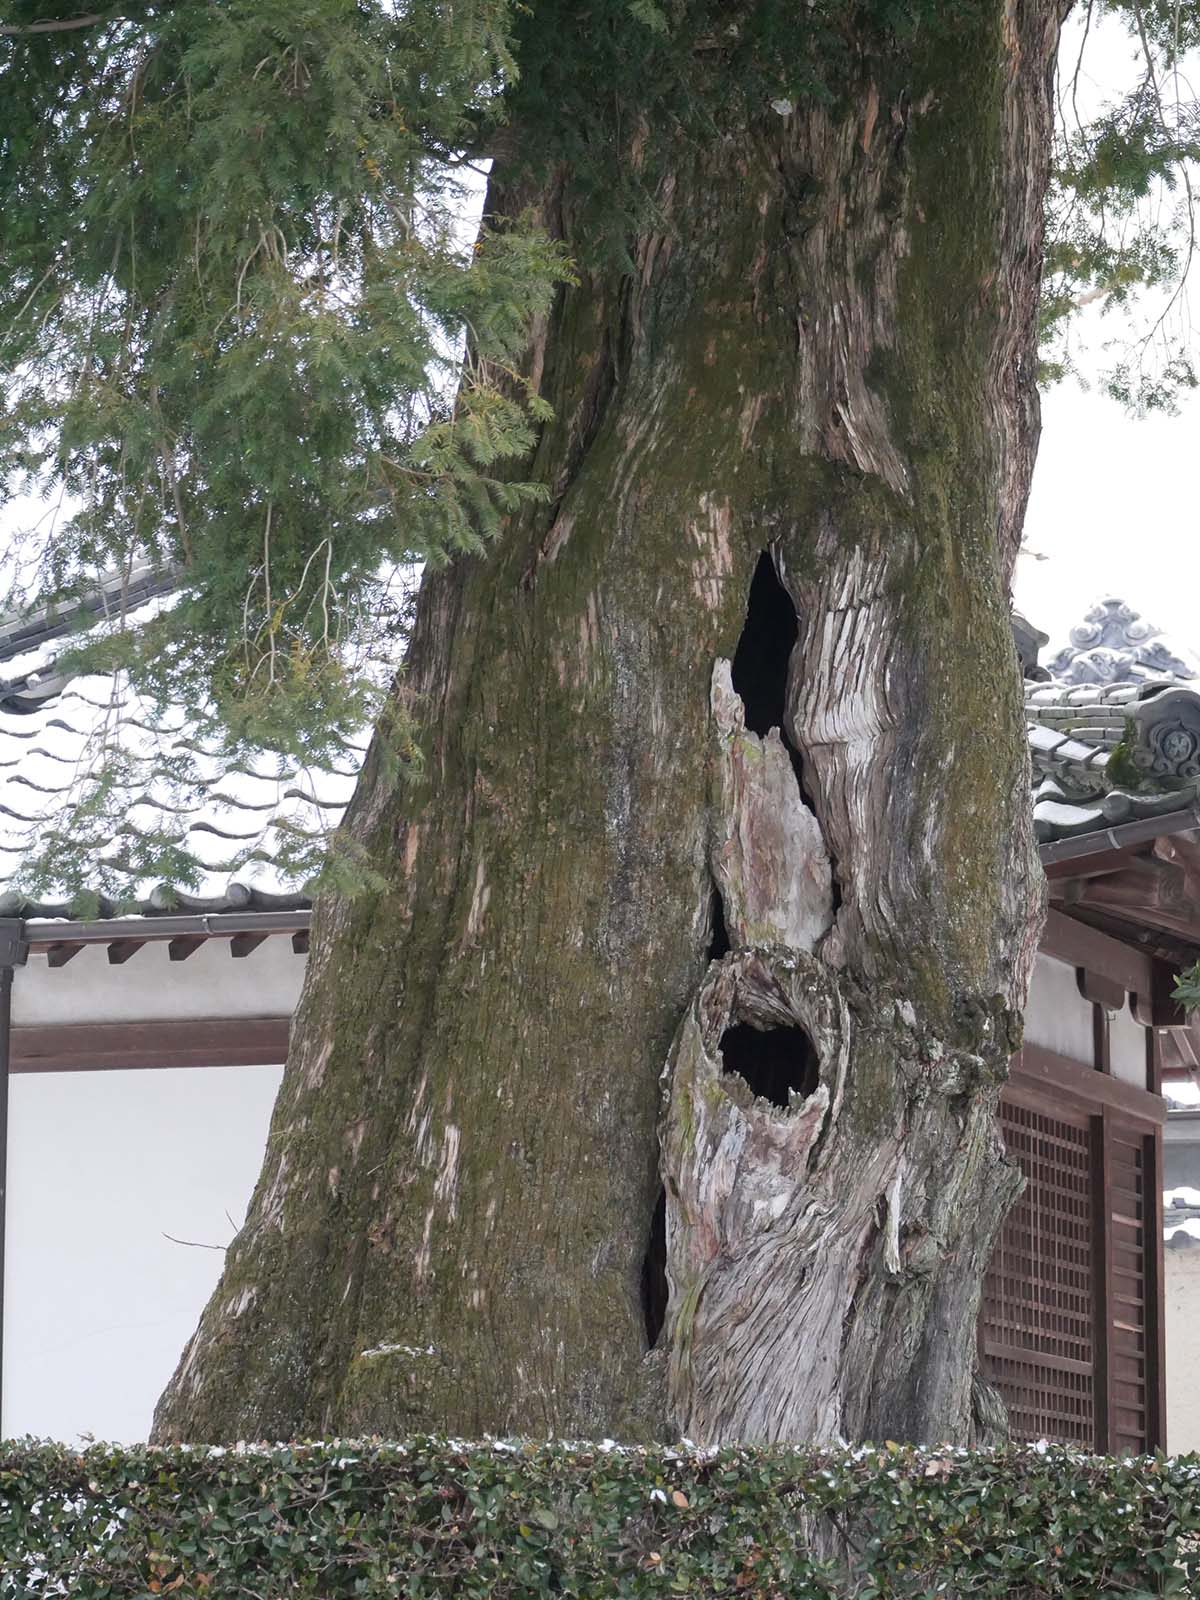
154 2 1059 1448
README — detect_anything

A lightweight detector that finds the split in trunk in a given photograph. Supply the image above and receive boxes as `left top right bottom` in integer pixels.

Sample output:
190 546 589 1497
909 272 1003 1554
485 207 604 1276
154 1 1056 1448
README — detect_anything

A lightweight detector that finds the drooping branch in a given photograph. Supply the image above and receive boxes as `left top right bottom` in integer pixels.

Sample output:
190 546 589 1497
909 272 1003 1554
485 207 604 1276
0 13 109 35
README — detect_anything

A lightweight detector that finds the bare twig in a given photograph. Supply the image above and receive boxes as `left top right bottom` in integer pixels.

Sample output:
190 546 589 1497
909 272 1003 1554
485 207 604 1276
163 1231 227 1251
261 500 277 687
1130 0 1196 352
0 12 108 36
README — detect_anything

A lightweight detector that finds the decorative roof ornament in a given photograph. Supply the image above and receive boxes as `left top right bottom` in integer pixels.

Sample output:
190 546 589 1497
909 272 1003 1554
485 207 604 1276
1012 611 1050 681
1025 599 1200 844
1129 687 1200 784
1045 597 1200 686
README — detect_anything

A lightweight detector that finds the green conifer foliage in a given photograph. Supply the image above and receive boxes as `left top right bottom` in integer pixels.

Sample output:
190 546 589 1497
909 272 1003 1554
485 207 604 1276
0 1 566 796
1041 0 1200 408
1 1 1199 900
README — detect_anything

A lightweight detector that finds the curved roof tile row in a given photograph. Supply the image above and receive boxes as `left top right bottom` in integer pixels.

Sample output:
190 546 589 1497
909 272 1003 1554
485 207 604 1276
2 573 1198 907
1026 597 1200 845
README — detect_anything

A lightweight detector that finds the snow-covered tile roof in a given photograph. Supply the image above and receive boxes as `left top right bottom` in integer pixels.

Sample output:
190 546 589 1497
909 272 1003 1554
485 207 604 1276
3 577 1199 905
1027 598 1200 846
0 564 406 911
1165 1183 1200 1249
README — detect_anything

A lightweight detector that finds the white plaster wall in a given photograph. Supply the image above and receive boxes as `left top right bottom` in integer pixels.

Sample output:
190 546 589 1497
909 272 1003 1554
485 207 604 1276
1023 953 1095 1064
12 936 304 1025
1165 1243 1200 1454
3 1062 282 1442
1109 1002 1149 1089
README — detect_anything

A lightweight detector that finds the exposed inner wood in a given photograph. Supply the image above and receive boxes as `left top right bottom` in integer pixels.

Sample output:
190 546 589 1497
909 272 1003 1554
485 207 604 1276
152 5 1060 1449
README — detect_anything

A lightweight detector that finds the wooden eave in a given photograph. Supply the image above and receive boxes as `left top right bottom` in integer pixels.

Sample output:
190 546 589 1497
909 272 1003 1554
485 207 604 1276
1041 826 1200 1080
21 907 310 961
2 909 309 1072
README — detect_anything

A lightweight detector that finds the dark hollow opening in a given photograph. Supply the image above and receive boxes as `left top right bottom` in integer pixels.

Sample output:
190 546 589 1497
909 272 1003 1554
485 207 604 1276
707 884 730 961
640 1187 668 1349
730 550 810 795
729 550 842 915
731 551 797 736
719 1021 820 1109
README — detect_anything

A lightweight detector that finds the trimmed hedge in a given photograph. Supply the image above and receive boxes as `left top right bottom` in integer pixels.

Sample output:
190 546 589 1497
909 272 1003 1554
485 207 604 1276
3 1437 1200 1597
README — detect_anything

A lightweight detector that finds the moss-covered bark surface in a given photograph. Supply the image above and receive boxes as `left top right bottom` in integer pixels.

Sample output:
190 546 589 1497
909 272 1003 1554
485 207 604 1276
154 2 1058 1447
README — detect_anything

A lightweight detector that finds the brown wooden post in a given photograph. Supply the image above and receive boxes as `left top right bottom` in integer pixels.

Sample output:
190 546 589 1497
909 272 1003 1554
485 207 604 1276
0 917 28 1436
1092 1111 1114 1453
1145 1033 1168 1451
1093 1004 1112 1076
1078 970 1125 1077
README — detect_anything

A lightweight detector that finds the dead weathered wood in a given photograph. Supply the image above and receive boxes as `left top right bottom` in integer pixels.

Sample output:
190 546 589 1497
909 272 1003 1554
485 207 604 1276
153 4 1058 1448
710 660 833 953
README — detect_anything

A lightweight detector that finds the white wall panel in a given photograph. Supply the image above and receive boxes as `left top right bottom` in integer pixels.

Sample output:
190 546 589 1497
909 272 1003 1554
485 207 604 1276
12 937 304 1027
3 1062 282 1441
1023 952 1095 1064
1109 1002 1150 1089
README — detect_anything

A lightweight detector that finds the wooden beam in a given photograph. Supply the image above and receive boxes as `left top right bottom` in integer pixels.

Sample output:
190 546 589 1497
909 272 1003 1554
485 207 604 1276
1144 1123 1168 1450
1136 959 1190 1032
1051 908 1200 973
1044 847 1140 883
1039 807 1200 870
1147 1020 1162 1098
1078 970 1126 1012
106 939 145 965
10 1017 291 1073
1159 1021 1200 1079
1092 1113 1112 1453
1013 1045 1167 1126
1042 910 1155 1005
1092 1003 1112 1075
23 909 310 952
1057 862 1200 949
230 932 267 958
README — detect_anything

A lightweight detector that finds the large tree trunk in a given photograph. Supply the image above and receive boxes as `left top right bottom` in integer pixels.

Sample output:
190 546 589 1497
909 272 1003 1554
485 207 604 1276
155 2 1057 1447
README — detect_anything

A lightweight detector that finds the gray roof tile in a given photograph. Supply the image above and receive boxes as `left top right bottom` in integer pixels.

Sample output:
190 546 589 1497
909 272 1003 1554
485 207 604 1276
1052 736 1105 765
1026 600 1200 845
1034 800 1106 840
1027 723 1067 754
2 585 1199 893
0 563 420 904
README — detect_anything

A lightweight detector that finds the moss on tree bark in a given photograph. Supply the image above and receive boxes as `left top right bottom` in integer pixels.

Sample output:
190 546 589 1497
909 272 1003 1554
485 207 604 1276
154 1 1057 1447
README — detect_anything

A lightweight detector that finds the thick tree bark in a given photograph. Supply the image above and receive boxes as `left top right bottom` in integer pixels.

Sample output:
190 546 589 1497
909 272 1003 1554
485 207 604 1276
155 2 1057 1447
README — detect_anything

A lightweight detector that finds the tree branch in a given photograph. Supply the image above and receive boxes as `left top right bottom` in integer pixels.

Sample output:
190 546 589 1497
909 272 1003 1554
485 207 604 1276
0 13 107 35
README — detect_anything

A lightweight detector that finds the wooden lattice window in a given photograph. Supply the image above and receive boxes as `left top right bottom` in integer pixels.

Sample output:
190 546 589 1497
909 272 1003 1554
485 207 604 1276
1108 1127 1150 1456
980 1072 1163 1454
981 1100 1095 1446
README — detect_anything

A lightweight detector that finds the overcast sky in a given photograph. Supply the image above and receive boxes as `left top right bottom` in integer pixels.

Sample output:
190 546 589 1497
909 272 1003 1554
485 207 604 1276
1015 10 1200 657
1017 371 1200 655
